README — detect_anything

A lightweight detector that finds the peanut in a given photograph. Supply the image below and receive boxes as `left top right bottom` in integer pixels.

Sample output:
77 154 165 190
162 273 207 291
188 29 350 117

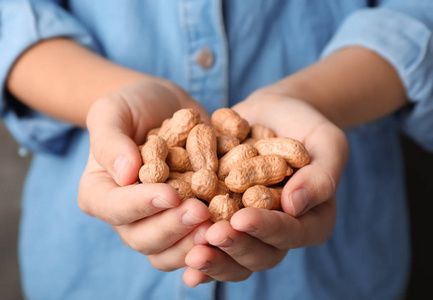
230 191 244 209
242 185 274 210
250 124 276 140
186 124 218 172
139 136 169 183
269 186 282 210
166 147 192 172
158 108 201 147
211 108 250 142
254 137 310 168
215 180 231 196
191 169 219 202
216 135 240 156
217 144 258 181
146 127 160 140
241 185 282 210
225 155 288 193
139 159 169 183
165 178 195 201
241 137 258 146
135 108 310 221
208 194 240 222
168 171 194 184
147 118 171 140
140 135 168 163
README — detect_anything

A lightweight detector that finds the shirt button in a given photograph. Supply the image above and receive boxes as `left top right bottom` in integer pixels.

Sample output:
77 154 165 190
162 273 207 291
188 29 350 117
195 47 214 69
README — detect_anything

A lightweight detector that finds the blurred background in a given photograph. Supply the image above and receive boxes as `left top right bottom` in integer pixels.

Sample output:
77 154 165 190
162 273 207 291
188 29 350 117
0 121 431 299
0 122 28 299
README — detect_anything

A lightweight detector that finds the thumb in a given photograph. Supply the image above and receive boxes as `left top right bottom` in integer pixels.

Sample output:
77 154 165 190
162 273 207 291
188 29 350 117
281 120 348 217
281 164 337 217
86 98 142 187
100 133 142 186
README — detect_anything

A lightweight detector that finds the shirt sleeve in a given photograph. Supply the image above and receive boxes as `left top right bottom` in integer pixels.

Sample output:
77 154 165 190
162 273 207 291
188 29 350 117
0 0 100 154
320 4 433 151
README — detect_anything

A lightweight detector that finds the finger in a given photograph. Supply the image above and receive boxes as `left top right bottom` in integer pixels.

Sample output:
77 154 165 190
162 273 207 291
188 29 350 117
78 154 180 224
184 245 252 283
115 198 210 255
183 268 213 288
231 203 336 249
147 221 212 272
86 97 144 186
282 121 348 217
282 164 336 217
205 220 286 272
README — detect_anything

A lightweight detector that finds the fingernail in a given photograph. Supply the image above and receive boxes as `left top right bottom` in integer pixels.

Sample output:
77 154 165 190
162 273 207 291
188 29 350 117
213 237 234 248
182 211 204 226
152 197 175 209
194 231 208 245
233 224 257 233
113 155 129 181
289 188 310 216
195 261 211 271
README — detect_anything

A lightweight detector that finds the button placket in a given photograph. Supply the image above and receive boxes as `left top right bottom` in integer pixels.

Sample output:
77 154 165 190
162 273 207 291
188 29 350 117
180 0 228 113
195 47 215 69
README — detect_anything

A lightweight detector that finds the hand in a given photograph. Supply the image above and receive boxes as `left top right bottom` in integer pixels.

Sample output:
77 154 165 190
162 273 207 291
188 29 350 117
78 79 212 271
183 91 349 286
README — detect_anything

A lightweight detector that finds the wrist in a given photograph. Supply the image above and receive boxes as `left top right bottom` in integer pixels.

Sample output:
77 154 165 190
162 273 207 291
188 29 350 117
255 46 407 129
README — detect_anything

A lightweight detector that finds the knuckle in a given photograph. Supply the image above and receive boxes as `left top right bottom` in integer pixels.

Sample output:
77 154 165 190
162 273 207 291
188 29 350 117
280 229 306 250
90 136 110 166
100 194 129 226
227 244 249 258
249 251 286 272
232 270 253 282
320 169 337 202
77 178 94 217
104 213 126 227
126 236 152 255
148 255 184 272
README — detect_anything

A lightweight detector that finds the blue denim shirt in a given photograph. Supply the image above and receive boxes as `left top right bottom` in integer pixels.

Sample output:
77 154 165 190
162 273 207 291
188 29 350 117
1 1 433 299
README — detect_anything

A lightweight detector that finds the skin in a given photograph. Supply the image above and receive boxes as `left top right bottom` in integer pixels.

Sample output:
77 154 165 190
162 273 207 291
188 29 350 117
7 39 406 286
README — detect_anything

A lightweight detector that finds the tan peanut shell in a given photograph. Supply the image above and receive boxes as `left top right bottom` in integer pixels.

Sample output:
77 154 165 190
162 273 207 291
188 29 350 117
166 147 192 172
146 127 160 140
139 159 169 183
136 108 308 216
216 135 240 156
168 171 194 184
158 108 201 147
165 178 195 201
250 124 277 140
211 108 250 142
217 144 258 181
269 186 283 210
186 124 218 172
140 135 168 163
241 137 258 146
254 137 310 168
191 169 219 202
139 135 170 183
225 155 288 193
215 180 231 196
208 194 240 222
230 191 244 209
242 185 274 210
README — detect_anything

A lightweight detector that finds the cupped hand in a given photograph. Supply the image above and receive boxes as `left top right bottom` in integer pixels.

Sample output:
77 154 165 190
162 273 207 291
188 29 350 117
78 79 212 271
183 91 349 286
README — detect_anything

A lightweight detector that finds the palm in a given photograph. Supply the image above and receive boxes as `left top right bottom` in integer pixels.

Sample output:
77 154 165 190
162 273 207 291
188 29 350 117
183 94 349 287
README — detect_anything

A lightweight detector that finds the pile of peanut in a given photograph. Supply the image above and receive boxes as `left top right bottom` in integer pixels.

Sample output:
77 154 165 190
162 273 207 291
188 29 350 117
138 108 310 222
